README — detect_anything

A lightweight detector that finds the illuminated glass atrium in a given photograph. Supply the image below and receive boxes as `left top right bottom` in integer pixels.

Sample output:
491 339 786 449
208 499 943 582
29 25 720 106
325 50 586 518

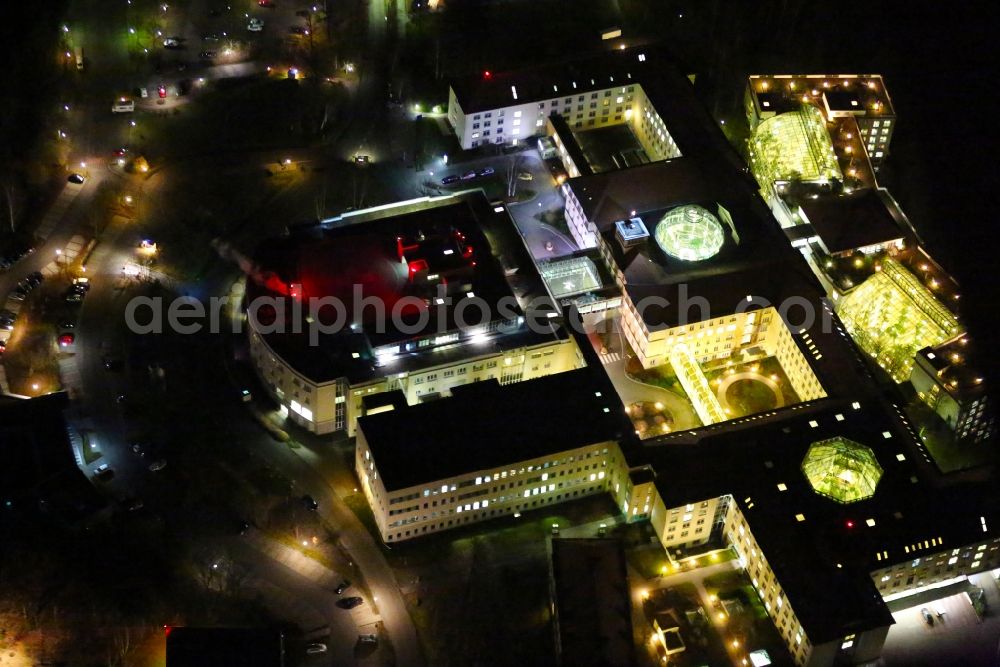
802 437 883 504
837 258 962 382
653 205 726 262
749 105 843 190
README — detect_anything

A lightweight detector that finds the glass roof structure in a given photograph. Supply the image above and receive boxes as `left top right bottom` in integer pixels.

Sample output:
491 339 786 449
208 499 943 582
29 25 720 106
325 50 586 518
749 105 843 190
654 205 726 262
802 437 883 504
540 256 603 298
837 258 962 382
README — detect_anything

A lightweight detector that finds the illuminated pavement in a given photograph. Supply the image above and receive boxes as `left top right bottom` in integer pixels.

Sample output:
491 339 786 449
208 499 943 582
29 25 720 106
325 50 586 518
882 573 1000 666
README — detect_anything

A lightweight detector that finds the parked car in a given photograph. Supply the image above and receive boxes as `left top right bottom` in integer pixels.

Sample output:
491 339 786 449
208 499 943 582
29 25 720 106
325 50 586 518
302 495 318 510
67 173 86 184
289 25 309 35
335 580 351 595
440 174 460 185
477 166 495 177
517 171 533 181
258 0 276 6
94 463 113 479
461 170 477 180
163 37 181 47
359 634 377 644
26 271 43 287
305 643 327 654
921 607 934 625
58 333 75 347
148 459 167 472
130 441 146 456
247 18 264 32
199 51 217 60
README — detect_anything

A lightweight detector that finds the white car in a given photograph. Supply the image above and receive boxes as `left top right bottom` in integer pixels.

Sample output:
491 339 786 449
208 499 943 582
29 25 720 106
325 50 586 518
163 37 180 47
305 643 327 654
111 97 135 113
148 459 167 472
248 18 264 31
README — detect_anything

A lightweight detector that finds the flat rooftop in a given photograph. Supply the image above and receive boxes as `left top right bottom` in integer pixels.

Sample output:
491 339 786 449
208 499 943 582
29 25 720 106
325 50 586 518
451 45 655 114
358 367 627 492
641 397 1000 643
748 74 896 118
248 192 563 385
0 392 105 519
569 156 826 331
549 539 636 667
917 333 989 401
798 188 908 254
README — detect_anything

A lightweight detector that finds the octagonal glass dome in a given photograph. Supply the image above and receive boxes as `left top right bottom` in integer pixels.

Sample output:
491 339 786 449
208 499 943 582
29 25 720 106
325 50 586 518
801 437 883 504
654 205 726 262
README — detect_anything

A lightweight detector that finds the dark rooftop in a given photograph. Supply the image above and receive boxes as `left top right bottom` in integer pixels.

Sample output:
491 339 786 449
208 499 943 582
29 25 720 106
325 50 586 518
166 627 284 667
359 367 626 491
798 188 908 255
640 397 1000 643
247 192 565 385
451 45 654 114
0 392 104 520
549 539 636 667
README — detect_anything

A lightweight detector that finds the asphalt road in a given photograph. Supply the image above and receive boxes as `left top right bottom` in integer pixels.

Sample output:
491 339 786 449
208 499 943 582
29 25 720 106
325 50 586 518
2 0 428 665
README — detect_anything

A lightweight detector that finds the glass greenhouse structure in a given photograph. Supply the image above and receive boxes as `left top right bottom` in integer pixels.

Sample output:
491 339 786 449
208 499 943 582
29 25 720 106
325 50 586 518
837 258 962 383
749 105 843 191
802 437 883 504
654 205 726 262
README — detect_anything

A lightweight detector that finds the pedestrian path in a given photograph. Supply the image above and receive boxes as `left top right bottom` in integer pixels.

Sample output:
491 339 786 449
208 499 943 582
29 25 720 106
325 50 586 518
599 350 622 365
40 235 87 276
36 184 86 239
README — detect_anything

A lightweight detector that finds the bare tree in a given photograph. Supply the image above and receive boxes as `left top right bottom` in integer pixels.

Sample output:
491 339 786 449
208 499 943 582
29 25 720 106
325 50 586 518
0 177 21 233
504 155 522 199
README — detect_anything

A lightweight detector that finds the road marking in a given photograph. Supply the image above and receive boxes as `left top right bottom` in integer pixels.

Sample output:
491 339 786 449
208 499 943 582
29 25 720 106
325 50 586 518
599 351 621 365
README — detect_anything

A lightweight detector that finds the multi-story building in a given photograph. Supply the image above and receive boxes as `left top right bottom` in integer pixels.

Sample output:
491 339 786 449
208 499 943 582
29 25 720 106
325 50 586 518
355 368 629 543
745 74 896 172
246 192 585 435
910 334 995 445
347 48 998 667
355 351 1000 667
447 48 682 159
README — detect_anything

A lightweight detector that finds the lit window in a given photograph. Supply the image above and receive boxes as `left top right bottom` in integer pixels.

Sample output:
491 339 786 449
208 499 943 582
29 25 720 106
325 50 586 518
866 518 876 527
896 453 906 461
777 483 788 491
795 514 806 522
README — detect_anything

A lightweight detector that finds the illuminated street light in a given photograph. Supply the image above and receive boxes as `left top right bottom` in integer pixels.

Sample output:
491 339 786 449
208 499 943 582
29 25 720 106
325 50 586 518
62 24 69 32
